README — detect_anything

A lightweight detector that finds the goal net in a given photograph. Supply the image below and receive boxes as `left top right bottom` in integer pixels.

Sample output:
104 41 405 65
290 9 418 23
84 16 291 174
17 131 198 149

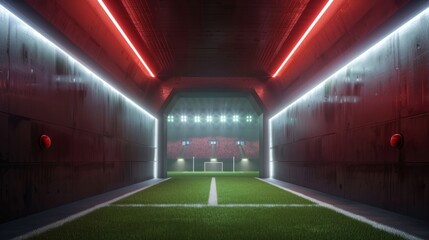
204 162 223 172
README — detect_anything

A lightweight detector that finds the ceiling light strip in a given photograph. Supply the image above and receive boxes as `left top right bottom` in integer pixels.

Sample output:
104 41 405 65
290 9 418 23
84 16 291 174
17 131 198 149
272 0 334 78
98 0 155 78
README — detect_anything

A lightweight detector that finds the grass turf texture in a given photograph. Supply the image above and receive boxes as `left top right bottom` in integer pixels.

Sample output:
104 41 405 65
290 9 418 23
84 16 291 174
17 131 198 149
31 206 404 240
167 171 259 177
115 177 211 204
216 177 313 204
30 173 405 239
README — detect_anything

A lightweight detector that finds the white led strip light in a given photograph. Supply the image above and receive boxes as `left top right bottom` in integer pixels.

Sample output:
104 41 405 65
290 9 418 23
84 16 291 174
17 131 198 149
0 4 159 178
272 0 334 77
97 0 155 78
268 5 429 178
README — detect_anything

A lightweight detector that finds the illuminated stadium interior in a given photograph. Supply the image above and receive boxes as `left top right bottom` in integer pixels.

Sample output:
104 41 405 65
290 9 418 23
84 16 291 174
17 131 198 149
164 92 263 172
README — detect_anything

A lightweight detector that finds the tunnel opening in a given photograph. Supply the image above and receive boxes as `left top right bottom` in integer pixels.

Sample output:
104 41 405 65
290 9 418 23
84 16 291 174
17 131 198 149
160 90 264 177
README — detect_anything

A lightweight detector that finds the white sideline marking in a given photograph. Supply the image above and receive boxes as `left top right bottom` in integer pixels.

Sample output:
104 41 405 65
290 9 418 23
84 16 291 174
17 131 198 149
15 178 171 240
208 177 218 206
257 178 422 240
111 204 319 208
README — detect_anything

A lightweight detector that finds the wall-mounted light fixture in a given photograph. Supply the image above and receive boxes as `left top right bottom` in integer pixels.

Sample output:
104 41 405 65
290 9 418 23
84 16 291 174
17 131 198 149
390 134 404 149
39 134 52 150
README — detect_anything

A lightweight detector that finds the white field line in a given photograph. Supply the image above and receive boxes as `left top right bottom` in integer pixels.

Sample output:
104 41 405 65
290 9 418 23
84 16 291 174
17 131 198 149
208 177 218 206
257 178 422 240
110 204 319 208
15 178 171 240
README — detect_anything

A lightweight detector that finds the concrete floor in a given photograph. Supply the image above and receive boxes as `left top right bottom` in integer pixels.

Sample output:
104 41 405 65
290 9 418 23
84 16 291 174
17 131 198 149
1 177 428 239
0 178 166 239
264 178 429 240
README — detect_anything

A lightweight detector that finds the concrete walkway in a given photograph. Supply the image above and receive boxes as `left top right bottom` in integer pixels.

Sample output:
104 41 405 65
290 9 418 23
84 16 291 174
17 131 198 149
0 178 166 240
263 178 429 240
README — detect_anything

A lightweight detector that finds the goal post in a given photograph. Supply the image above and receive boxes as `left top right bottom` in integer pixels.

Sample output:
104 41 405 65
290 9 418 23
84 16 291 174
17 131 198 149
204 162 223 172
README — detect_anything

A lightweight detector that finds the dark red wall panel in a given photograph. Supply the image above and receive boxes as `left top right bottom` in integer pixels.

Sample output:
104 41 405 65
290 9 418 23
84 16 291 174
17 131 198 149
269 7 429 220
0 7 157 223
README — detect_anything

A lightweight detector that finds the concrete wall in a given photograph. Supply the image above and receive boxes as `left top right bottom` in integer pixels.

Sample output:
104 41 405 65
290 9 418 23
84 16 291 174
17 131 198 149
269 7 429 220
0 6 157 223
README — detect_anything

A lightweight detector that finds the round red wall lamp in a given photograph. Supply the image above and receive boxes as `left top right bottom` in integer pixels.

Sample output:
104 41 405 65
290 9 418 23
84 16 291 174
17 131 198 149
390 133 403 149
39 134 52 150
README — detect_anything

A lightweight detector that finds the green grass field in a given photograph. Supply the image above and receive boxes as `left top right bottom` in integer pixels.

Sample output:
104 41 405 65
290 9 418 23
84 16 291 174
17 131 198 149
30 172 405 240
167 171 259 177
216 177 312 204
115 176 211 204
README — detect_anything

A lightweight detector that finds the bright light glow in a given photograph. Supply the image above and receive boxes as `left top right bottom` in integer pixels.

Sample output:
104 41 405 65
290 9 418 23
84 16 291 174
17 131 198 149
210 158 217 162
268 120 273 178
177 158 184 162
154 120 158 179
220 115 227 122
246 115 252 122
97 0 155 78
209 140 217 145
206 115 213 122
241 158 249 162
167 115 174 122
232 115 239 122
180 115 187 122
194 115 201 123
268 5 429 179
272 0 334 77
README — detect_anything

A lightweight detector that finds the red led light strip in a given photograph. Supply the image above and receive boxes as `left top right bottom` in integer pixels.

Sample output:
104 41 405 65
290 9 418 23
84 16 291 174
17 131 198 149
98 0 155 78
272 0 334 78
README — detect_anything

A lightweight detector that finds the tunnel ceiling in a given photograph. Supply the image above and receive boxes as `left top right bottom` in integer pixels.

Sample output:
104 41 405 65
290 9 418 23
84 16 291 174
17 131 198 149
112 0 326 78
16 0 329 79
6 0 423 112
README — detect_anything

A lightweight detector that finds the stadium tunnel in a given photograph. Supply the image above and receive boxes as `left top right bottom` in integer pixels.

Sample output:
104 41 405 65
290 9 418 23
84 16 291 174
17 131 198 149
1 0 429 227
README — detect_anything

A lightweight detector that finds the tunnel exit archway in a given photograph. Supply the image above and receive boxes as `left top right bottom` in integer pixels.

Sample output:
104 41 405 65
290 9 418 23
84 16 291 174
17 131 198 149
159 90 265 178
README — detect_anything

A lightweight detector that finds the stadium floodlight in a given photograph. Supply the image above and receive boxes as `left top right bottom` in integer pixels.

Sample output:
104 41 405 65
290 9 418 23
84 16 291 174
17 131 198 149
209 140 217 145
206 115 213 122
246 115 252 122
167 115 174 122
233 115 239 122
180 115 187 122
182 140 190 146
236 140 245 145
220 115 227 122
194 115 201 123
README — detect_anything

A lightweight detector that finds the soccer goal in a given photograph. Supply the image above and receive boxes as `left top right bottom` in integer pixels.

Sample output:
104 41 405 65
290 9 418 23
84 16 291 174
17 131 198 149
204 162 223 172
